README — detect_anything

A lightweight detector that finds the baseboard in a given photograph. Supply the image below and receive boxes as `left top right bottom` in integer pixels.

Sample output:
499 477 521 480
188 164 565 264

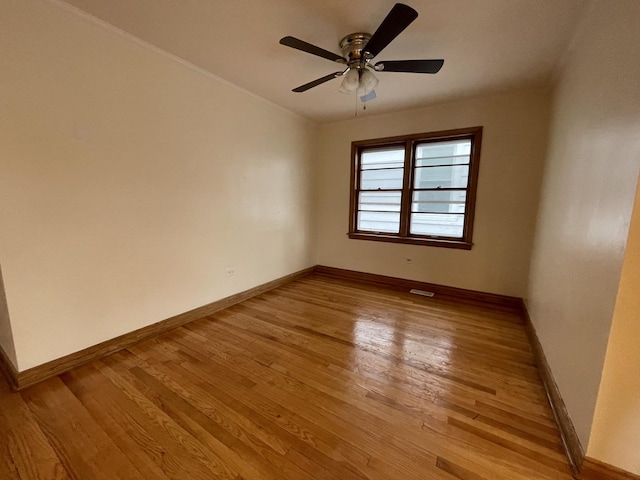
0 343 19 390
521 303 584 477
4 265 523 389
315 265 523 311
10 266 315 390
581 457 640 480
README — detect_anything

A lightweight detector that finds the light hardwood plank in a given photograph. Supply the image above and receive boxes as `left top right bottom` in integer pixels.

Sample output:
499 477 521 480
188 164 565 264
0 380 68 480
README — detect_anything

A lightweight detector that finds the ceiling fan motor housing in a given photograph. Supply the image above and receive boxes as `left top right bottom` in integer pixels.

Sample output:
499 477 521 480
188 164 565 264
339 33 372 69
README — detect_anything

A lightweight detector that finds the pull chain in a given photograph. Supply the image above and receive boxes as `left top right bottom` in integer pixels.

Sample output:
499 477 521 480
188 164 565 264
354 91 358 118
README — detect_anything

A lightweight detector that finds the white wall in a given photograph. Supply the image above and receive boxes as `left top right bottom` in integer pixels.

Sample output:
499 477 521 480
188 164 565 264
315 89 550 298
526 0 640 449
0 0 316 371
588 178 640 475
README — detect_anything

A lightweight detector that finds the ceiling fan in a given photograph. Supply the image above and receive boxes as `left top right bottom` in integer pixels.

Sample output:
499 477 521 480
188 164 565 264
279 3 444 101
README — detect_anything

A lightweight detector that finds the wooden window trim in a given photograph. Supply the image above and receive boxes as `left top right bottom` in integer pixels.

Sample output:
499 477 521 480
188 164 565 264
348 127 483 250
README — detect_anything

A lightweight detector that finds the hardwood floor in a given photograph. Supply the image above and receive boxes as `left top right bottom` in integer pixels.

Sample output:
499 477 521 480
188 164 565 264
0 273 574 479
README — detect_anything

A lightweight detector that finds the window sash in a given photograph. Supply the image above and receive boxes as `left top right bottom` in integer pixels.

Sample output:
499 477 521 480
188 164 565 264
408 138 472 238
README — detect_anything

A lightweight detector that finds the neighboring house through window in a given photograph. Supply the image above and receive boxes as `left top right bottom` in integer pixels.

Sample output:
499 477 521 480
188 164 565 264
349 126 482 249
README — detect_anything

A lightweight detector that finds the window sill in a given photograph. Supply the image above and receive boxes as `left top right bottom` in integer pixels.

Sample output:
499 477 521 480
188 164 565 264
347 232 473 250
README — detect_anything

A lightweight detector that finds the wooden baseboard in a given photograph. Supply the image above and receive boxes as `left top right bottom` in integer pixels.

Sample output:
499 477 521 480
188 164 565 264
581 457 640 480
10 266 315 390
522 303 584 477
0 343 19 390
315 265 523 311
4 265 524 390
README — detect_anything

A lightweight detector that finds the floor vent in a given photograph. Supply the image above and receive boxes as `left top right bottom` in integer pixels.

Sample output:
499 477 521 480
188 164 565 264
410 289 435 297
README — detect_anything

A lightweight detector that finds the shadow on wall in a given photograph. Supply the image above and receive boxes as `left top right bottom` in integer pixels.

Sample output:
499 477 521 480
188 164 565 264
0 264 18 369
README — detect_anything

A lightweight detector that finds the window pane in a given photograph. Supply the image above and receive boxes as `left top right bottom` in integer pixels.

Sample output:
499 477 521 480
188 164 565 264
359 191 401 212
358 211 400 233
415 140 471 166
412 190 466 213
413 165 469 189
410 213 464 238
361 168 404 190
361 147 404 170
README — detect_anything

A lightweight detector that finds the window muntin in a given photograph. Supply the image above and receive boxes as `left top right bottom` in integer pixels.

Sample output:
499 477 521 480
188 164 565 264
349 127 482 249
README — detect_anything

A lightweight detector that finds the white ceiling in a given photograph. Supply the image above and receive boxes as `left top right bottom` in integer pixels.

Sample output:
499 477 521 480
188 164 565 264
60 0 588 123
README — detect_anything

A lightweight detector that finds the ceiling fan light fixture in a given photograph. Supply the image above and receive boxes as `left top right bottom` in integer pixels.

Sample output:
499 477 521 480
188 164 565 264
359 68 379 94
339 68 360 93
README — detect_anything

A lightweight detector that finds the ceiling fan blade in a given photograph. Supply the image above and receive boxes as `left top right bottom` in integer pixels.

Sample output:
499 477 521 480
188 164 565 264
280 36 346 63
364 3 418 58
375 59 444 74
292 72 342 92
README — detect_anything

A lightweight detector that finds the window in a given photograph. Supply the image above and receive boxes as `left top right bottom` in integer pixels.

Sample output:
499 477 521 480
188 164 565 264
349 127 482 249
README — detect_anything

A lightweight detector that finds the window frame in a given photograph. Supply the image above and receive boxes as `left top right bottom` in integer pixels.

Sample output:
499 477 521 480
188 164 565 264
348 126 483 250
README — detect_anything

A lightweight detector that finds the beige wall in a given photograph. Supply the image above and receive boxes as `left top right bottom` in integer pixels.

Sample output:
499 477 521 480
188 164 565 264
588 178 640 475
0 266 18 369
527 0 640 448
0 0 315 371
314 89 550 298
